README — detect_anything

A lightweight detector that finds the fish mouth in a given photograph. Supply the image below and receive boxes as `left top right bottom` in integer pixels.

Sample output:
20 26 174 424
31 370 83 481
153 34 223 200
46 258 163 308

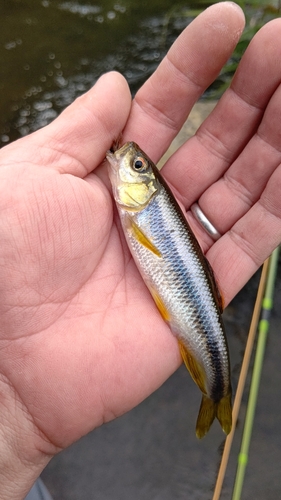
106 141 137 168
106 149 118 170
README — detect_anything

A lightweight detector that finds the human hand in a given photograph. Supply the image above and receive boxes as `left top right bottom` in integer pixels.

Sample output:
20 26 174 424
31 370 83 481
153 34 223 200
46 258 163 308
1 2 280 498
124 4 281 305
124 6 281 309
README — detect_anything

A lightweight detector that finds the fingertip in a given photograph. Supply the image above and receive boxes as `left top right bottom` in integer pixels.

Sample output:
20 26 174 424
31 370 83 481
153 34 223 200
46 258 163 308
210 1 245 19
94 71 131 103
77 70 132 127
87 70 132 139
248 13 281 41
206 1 245 21
38 71 132 176
203 1 245 39
123 3 246 163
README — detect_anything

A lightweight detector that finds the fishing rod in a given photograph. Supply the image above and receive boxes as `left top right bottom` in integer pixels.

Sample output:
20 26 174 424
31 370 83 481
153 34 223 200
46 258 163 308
212 246 280 499
232 246 280 500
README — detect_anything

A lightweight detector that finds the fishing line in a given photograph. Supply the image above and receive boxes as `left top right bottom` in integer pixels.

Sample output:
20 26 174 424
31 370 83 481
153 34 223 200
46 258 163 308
212 257 270 500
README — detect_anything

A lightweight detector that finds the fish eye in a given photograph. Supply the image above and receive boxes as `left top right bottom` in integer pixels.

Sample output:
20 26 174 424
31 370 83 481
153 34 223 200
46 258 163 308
134 160 143 169
133 157 147 171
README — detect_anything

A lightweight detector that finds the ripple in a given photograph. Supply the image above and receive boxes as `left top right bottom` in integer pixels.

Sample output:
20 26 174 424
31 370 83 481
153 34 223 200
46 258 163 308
58 2 101 16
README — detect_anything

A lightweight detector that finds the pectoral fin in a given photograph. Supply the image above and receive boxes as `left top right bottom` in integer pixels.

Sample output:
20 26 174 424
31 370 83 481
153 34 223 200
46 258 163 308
125 216 162 258
178 341 207 394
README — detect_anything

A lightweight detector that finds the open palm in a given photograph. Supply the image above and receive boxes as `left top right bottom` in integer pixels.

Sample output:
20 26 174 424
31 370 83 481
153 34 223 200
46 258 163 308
0 76 178 450
1 5 281 496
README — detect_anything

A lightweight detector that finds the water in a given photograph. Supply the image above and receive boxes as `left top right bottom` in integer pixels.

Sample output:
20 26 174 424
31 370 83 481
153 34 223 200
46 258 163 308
0 0 192 144
0 1 279 145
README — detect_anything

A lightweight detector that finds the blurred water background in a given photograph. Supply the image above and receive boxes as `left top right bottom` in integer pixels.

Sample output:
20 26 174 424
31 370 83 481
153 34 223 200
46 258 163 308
1 1 281 499
1 0 279 144
0 0 193 143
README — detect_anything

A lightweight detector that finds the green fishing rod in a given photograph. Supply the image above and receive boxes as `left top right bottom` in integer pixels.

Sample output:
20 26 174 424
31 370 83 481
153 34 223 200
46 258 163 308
232 246 280 500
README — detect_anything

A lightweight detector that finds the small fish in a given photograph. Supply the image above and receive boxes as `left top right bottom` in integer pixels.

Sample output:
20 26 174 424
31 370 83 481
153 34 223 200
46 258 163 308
106 141 232 438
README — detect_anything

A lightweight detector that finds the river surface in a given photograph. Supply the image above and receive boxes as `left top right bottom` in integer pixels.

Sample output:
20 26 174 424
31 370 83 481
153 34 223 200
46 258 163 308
1 1 281 499
0 0 200 144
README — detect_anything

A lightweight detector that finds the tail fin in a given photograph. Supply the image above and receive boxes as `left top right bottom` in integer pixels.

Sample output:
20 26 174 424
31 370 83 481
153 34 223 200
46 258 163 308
196 392 232 439
216 392 232 435
196 395 216 439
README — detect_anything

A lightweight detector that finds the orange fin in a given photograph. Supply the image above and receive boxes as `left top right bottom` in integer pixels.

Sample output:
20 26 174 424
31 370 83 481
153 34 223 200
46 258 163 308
126 217 162 258
204 257 224 312
149 287 170 322
180 341 232 438
178 341 207 394
196 395 217 439
216 392 232 436
196 392 232 439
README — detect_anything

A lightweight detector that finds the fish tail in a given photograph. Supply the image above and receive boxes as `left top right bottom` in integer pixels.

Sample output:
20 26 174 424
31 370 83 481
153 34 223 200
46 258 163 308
216 391 232 436
196 392 232 439
196 395 216 439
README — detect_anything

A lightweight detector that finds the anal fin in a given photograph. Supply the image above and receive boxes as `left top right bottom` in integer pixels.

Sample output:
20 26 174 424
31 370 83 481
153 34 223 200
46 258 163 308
178 341 207 395
149 287 170 322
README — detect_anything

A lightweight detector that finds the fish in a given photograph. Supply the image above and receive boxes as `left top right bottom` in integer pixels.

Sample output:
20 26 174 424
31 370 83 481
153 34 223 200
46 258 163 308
106 141 232 438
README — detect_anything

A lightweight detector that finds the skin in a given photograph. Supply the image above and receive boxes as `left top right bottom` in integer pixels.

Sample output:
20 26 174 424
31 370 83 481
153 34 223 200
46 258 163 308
1 2 281 498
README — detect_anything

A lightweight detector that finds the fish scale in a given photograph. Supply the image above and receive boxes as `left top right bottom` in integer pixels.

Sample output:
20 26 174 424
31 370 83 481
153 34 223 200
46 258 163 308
123 185 228 398
107 141 232 438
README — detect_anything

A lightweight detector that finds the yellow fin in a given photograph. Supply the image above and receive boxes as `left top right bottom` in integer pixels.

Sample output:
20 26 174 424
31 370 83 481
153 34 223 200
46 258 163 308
216 392 232 435
196 395 217 439
180 341 232 438
149 287 170 322
178 341 206 394
196 392 232 439
126 217 162 257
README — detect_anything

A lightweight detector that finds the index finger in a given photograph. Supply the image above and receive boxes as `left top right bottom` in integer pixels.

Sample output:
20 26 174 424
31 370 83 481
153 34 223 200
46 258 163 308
123 2 245 161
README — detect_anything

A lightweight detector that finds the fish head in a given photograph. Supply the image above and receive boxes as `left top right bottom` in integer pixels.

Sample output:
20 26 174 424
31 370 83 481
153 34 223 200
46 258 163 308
106 141 160 210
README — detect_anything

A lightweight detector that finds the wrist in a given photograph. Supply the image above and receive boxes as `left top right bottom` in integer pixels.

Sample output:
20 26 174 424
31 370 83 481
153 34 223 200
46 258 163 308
0 376 54 500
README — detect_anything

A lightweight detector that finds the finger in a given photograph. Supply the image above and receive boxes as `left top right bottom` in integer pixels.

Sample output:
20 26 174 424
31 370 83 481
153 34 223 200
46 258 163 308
199 81 281 236
161 19 281 211
0 72 131 177
123 2 245 161
207 162 281 306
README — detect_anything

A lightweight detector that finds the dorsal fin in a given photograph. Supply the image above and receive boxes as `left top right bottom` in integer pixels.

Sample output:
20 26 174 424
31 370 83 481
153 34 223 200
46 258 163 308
204 256 224 313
